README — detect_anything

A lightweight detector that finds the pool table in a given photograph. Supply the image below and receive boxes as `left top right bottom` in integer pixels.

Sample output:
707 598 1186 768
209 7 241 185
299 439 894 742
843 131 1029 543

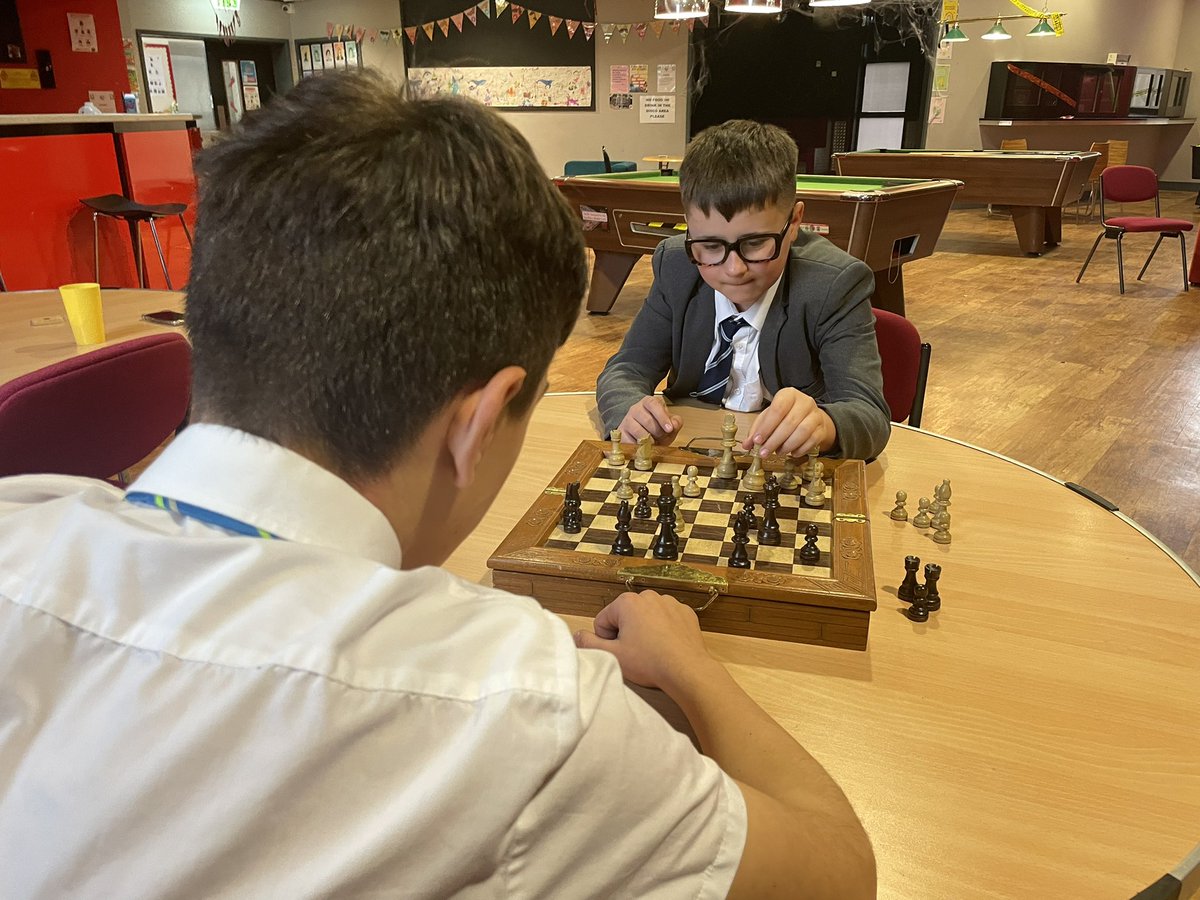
554 171 963 317
833 149 1101 257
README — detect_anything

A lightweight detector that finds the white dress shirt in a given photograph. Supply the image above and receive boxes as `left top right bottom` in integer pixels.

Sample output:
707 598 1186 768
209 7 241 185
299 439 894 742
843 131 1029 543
705 273 784 412
0 424 746 899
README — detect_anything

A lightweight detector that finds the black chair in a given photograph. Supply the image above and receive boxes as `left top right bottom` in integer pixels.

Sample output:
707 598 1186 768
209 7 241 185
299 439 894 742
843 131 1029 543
82 194 193 290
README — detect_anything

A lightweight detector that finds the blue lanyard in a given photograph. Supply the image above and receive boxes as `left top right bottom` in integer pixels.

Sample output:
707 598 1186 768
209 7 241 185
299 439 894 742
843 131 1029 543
125 491 280 540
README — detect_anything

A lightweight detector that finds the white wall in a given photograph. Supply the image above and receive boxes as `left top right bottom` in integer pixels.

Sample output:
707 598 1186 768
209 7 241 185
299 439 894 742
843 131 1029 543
287 0 405 84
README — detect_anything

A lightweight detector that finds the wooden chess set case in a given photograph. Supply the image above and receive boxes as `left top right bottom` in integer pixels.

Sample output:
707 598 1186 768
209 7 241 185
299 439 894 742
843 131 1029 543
488 440 878 650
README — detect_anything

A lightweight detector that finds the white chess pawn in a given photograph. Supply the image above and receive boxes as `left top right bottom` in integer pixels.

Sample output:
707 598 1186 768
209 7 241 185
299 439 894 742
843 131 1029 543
804 462 827 507
615 466 634 500
801 448 820 482
931 510 952 544
606 429 626 466
683 464 703 497
889 490 908 521
912 497 932 529
741 446 766 492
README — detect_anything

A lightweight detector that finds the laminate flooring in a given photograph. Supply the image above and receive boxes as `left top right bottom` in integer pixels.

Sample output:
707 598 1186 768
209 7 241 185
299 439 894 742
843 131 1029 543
548 191 1200 573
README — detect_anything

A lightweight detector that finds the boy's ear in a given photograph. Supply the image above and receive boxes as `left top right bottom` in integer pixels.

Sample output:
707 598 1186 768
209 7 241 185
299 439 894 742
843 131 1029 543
791 200 805 229
445 366 527 489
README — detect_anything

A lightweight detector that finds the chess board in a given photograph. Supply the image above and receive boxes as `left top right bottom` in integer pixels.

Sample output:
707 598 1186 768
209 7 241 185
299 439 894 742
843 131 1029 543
489 441 878 650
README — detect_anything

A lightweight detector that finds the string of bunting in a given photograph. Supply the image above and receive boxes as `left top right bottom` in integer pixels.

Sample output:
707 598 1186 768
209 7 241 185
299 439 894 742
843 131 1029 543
1007 0 1064 35
329 0 707 48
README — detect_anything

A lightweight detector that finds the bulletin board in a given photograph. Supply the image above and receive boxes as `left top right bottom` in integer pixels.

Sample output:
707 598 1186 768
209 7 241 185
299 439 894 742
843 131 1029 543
296 37 365 78
0 0 25 64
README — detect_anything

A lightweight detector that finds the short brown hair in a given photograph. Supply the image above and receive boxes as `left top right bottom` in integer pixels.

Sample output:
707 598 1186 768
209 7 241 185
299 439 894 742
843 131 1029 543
679 120 797 220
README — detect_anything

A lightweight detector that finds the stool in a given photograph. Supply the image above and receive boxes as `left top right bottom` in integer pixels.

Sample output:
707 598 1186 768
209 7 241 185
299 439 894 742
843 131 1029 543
82 194 193 290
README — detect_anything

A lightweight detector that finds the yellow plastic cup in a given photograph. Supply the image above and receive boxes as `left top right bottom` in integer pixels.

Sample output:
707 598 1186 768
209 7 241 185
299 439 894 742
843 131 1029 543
58 282 107 345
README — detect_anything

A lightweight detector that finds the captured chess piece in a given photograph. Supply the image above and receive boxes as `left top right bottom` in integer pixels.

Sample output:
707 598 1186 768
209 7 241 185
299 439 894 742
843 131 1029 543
728 513 751 568
890 490 909 521
804 461 827 507
715 412 739 479
610 500 635 556
801 447 820 482
931 510 952 545
798 522 820 564
606 429 626 466
633 484 652 519
898 554 920 602
923 563 942 611
561 481 583 534
905 584 930 622
740 494 757 530
758 480 781 546
911 497 932 529
615 466 634 501
634 434 654 471
683 464 703 497
934 479 952 509
741 447 766 493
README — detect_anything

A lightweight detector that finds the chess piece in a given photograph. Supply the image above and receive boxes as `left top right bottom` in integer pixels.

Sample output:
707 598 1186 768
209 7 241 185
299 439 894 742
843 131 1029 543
633 484 652 519
652 516 679 560
741 447 766 493
798 522 820 564
615 466 634 501
561 482 582 534
728 513 751 568
740 494 757 530
898 554 920 602
671 475 681 499
889 490 909 521
610 500 635 556
758 481 781 546
779 458 798 490
634 434 654 471
911 497 932 529
934 479 952 509
930 500 946 521
801 448 820 482
923 563 942 611
931 511 952 545
605 429 626 466
683 465 703 497
804 462 827 507
905 585 930 622
656 482 678 531
715 413 739 479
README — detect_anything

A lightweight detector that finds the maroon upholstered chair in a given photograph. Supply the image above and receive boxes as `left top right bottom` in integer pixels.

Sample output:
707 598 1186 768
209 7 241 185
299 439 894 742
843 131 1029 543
0 333 191 482
1076 165 1193 294
872 308 931 428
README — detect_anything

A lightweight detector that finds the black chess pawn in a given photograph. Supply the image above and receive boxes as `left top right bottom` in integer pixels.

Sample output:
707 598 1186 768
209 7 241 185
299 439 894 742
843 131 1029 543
610 500 635 556
898 554 921 602
633 484 652 519
740 494 757 530
923 563 942 611
652 516 679 560
728 513 751 568
905 584 930 622
561 481 582 534
798 522 820 564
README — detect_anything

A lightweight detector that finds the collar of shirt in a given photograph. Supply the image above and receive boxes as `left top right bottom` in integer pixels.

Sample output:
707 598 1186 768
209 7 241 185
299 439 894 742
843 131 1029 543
128 423 403 568
714 271 784 334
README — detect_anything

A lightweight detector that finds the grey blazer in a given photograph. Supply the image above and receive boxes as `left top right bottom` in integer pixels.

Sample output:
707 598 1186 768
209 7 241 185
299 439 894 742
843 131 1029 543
596 233 891 460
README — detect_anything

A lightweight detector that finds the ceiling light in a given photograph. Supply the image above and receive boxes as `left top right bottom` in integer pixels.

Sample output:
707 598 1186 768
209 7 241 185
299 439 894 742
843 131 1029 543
943 22 968 41
1028 17 1056 36
655 0 708 17
725 0 783 12
981 18 1012 39
809 0 870 6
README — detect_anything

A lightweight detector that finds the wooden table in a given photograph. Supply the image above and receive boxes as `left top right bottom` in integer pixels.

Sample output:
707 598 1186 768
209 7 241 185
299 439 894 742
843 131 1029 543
445 393 1200 900
0 289 185 384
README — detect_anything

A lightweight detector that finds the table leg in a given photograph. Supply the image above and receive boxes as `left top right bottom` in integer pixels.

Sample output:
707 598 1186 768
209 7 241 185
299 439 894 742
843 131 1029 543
1044 207 1062 247
870 267 905 317
586 251 641 314
1010 206 1049 255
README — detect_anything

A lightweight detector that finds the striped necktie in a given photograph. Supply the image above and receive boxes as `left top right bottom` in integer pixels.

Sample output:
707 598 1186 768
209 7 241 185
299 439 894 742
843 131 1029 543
691 314 748 404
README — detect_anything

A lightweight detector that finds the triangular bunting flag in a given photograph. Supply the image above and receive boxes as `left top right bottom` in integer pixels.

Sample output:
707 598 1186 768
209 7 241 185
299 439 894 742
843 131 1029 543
326 21 334 38
601 23 615 42
437 17 450 36
635 22 647 39
582 22 595 39
701 13 709 26
687 19 695 31
423 22 435 39
466 6 477 25
617 24 631 43
670 20 681 32
479 0 492 17
393 28 402 40
651 21 664 37
527 10 541 27
511 4 524 24
381 29 392 43
494 0 506 13
333 24 344 39
368 28 378 42
549 15 563 35
566 18 579 37
356 27 366 42
452 12 464 30
404 26 417 43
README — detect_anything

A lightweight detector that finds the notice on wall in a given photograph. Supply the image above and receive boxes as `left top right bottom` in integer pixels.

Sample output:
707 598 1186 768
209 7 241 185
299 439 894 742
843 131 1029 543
928 95 946 125
936 41 952 61
610 65 629 94
639 94 675 124
0 68 40 89
610 92 632 110
89 90 117 113
240 60 257 86
629 64 648 93
933 65 950 94
243 84 261 111
68 13 98 53
345 40 359 66
222 59 243 124
300 45 313 71
143 43 176 112
657 64 676 93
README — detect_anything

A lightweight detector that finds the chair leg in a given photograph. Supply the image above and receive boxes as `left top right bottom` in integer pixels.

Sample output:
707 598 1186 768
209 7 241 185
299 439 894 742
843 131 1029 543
1116 233 1126 294
1138 234 1166 281
909 343 931 430
147 218 173 291
92 212 101 283
178 214 193 248
1180 233 1190 292
1076 232 1106 283
134 221 145 289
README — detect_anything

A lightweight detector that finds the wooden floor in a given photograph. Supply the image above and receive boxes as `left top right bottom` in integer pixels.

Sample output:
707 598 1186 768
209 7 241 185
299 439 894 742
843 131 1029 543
548 191 1200 573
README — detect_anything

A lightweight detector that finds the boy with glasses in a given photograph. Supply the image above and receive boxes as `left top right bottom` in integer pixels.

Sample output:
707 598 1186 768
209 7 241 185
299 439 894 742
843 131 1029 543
597 120 891 461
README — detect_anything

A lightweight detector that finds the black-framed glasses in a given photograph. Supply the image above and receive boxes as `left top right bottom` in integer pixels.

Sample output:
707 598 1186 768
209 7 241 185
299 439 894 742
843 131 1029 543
684 217 792 267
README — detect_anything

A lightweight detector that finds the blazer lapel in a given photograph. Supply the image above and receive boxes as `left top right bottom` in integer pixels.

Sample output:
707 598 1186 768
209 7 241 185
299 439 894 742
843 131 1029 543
757 261 791 397
676 282 717 393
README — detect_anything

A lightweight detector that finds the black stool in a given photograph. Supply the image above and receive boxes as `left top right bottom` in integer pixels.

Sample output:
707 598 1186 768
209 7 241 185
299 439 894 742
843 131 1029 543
82 194 193 290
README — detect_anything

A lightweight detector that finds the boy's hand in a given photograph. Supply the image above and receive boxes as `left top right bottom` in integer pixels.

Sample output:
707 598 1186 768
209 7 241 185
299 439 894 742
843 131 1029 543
741 388 836 457
574 590 720 691
618 396 683 445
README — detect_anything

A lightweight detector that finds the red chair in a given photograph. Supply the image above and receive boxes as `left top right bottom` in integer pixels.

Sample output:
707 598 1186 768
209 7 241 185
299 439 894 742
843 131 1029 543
0 333 191 482
1076 165 1193 294
872 308 931 428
